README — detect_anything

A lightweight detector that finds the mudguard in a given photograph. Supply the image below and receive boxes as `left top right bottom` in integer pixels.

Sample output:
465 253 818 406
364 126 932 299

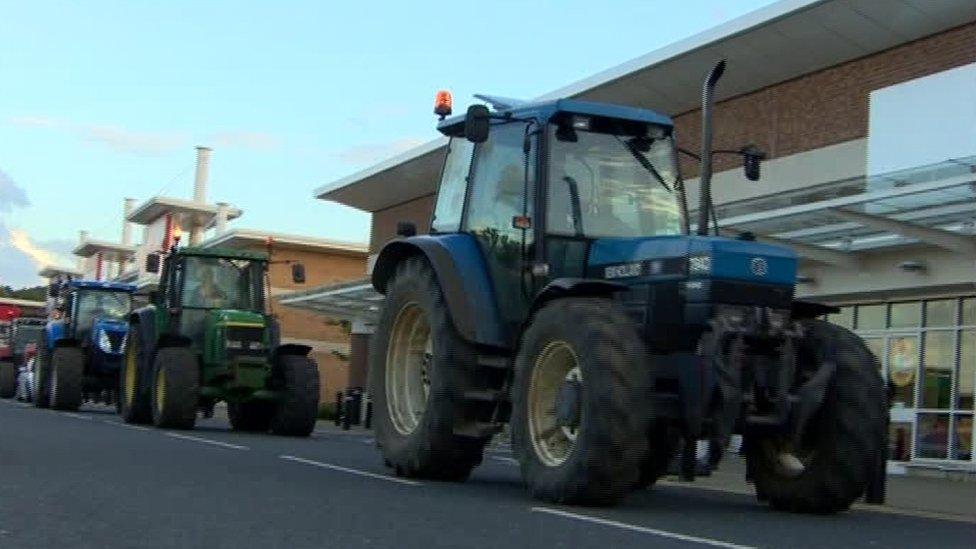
372 234 507 348
530 278 628 314
791 300 839 320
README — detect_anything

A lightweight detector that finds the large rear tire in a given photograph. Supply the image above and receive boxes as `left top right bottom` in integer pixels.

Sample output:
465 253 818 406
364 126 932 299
120 326 152 424
0 360 15 399
34 335 52 409
49 346 84 411
370 257 491 481
269 354 320 436
151 347 199 430
512 297 652 505
748 319 886 513
229 401 275 432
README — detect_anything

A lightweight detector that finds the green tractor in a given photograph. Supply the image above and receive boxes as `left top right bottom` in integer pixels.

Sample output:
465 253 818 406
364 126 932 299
119 241 319 435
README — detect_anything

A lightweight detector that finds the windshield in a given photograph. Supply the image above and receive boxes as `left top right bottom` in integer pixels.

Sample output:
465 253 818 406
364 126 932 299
181 256 263 311
548 125 683 239
75 290 131 328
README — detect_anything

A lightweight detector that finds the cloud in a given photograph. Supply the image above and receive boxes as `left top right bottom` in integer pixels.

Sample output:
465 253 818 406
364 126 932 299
79 124 187 155
0 225 74 288
335 137 428 165
7 229 65 269
210 131 280 151
0 168 30 213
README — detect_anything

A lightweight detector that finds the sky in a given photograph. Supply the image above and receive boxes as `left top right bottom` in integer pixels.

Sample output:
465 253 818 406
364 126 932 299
0 0 777 287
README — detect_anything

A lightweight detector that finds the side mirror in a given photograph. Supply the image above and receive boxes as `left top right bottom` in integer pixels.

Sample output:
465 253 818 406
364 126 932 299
741 145 765 182
291 263 306 284
145 253 161 274
464 105 490 143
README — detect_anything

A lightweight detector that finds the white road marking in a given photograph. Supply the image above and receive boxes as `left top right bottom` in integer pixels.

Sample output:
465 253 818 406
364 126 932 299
102 419 151 431
166 432 248 450
532 507 756 549
62 412 92 420
280 455 421 486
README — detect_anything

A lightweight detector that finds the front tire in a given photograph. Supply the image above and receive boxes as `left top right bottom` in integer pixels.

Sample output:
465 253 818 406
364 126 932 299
269 354 320 436
0 360 15 399
49 347 84 411
748 319 886 513
229 401 275 432
120 327 152 424
370 257 491 481
151 347 199 429
34 336 52 409
512 297 652 505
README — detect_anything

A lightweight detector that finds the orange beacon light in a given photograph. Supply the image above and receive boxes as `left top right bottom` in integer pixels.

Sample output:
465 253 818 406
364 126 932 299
434 90 452 119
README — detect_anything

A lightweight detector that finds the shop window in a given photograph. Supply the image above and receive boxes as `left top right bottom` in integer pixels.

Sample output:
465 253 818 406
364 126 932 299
916 413 950 459
857 304 886 330
921 331 953 409
888 335 918 408
953 415 972 461
925 299 957 328
889 421 912 462
959 330 974 410
890 301 921 329
963 298 976 326
830 306 854 329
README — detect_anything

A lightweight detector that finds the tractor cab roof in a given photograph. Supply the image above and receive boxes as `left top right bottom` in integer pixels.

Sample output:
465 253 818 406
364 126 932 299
67 280 137 293
175 246 269 262
437 98 673 137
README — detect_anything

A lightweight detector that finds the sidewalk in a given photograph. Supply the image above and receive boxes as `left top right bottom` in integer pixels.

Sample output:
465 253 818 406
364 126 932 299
662 455 976 522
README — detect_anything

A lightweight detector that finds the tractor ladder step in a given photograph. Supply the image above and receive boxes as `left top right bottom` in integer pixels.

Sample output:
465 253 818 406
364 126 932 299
476 355 510 370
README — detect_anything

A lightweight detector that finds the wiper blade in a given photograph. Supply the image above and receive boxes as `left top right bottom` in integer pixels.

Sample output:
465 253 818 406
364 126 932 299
618 136 672 193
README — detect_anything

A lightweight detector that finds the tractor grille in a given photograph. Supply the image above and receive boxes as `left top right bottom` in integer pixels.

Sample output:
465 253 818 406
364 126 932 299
224 326 266 358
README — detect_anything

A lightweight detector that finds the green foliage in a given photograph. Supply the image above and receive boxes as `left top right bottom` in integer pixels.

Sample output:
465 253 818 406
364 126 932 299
0 285 46 301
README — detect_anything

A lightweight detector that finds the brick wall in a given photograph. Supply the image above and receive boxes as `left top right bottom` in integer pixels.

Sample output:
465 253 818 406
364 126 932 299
674 22 976 177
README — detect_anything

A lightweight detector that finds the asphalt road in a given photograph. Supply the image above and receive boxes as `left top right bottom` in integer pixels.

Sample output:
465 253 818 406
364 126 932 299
1 400 973 549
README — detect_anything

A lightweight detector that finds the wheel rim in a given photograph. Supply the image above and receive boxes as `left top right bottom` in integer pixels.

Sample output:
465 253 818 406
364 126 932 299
124 337 138 407
528 340 582 467
155 366 166 416
762 439 814 478
385 302 432 436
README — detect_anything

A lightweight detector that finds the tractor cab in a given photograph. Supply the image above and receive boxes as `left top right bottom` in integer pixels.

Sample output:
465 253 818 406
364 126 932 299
50 280 135 358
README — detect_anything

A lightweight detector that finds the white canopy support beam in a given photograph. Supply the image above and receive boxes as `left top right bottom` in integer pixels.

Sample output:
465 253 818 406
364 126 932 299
719 228 861 269
829 208 976 256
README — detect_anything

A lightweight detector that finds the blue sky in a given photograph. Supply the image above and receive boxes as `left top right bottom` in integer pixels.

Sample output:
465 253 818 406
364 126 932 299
0 0 775 287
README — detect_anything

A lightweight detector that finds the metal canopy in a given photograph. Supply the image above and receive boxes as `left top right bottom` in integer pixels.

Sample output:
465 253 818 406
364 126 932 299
702 156 976 257
279 279 382 323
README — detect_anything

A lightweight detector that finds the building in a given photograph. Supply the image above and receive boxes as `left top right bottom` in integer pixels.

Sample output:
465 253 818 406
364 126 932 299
285 0 976 470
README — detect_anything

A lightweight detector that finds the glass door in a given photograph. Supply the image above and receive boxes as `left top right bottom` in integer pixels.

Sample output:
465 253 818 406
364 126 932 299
885 333 919 462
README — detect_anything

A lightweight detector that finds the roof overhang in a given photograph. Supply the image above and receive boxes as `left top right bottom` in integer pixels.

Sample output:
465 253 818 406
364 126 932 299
279 278 382 322
73 239 137 259
315 0 976 212
127 196 242 226
199 229 367 257
0 297 46 309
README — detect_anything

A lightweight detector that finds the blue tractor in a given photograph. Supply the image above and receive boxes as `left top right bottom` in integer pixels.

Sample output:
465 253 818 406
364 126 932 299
35 280 136 410
368 62 887 513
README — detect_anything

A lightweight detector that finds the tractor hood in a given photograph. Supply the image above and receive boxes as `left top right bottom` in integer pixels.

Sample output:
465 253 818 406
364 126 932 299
91 317 128 355
208 310 266 327
587 235 797 286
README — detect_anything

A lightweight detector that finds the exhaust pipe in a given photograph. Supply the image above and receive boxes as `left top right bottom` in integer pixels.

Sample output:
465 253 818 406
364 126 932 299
696 60 726 236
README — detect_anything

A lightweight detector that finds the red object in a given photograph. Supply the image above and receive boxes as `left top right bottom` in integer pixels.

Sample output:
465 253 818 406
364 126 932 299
0 304 22 321
434 90 453 118
24 343 37 360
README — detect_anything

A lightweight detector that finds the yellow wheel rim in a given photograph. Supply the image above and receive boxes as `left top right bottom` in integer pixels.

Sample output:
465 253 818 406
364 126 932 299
385 302 432 436
155 366 166 416
124 337 138 406
528 340 582 467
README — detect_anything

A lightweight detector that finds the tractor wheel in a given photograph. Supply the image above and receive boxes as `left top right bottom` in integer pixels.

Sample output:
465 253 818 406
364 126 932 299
49 346 84 411
747 319 886 514
34 335 52 409
230 401 275 433
150 347 199 430
119 327 152 424
511 297 652 505
269 354 320 436
0 360 15 399
370 256 491 481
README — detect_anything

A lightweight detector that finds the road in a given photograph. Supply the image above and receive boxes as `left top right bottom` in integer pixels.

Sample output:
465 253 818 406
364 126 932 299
1 400 973 549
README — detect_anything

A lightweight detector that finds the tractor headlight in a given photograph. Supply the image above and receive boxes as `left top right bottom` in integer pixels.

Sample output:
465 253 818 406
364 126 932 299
119 333 128 353
226 340 244 350
97 329 112 353
688 254 712 275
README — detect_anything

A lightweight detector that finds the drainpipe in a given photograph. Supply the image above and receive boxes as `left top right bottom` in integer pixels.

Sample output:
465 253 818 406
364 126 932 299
190 146 212 245
121 197 136 276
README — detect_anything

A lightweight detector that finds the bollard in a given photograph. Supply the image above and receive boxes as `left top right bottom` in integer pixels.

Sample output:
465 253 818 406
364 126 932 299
342 392 354 430
349 388 363 425
334 391 343 426
364 395 372 430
